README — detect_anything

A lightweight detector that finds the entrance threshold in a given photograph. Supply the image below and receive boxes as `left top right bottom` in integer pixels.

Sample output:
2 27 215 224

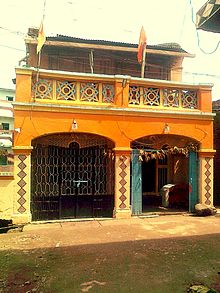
30 217 114 225
139 211 189 218
142 205 189 215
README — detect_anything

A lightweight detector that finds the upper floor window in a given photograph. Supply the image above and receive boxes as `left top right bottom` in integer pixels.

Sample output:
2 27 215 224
1 123 10 130
6 96 14 101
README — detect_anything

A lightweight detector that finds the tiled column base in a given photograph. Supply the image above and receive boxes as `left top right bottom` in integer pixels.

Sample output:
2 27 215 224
12 146 33 224
198 150 215 206
113 148 131 219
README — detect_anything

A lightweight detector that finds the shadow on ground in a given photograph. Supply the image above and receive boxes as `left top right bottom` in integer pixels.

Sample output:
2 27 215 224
0 234 220 293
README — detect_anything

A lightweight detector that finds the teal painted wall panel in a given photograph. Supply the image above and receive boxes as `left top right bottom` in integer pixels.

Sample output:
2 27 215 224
131 150 142 215
189 151 198 212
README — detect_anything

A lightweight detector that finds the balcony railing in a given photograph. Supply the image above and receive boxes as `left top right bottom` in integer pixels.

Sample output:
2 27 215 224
0 130 13 139
32 79 115 104
14 67 212 112
32 77 199 110
128 86 198 109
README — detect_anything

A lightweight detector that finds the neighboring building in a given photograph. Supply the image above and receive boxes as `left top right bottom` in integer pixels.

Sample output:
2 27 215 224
197 1 220 205
0 28 215 223
0 88 14 177
213 100 220 205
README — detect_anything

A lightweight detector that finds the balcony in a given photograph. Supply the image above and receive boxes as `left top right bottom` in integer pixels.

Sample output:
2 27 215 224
0 164 14 177
15 67 213 114
0 130 13 141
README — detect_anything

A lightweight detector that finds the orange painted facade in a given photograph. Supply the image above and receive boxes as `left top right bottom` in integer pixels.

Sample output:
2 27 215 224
14 69 214 150
0 32 215 223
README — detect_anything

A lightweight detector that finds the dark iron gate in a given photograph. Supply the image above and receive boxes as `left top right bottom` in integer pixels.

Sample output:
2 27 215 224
31 134 114 221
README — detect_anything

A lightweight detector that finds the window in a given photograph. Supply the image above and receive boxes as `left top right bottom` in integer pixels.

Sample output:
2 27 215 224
0 149 14 176
6 96 14 101
2 123 9 130
0 155 7 165
142 155 169 195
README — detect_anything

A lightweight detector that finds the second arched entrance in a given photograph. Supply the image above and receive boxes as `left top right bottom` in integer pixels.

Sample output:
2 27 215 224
131 134 199 214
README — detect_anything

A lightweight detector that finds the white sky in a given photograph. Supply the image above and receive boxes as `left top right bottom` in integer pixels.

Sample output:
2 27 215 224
1 0 220 100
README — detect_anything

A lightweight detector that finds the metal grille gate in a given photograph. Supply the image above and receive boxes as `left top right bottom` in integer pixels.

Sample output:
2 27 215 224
31 140 114 221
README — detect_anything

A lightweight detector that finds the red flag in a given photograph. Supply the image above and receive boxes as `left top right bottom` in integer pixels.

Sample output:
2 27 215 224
137 26 147 63
37 21 46 54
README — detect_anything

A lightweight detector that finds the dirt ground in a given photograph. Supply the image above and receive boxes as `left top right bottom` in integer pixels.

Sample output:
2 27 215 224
1 214 220 292
1 213 220 250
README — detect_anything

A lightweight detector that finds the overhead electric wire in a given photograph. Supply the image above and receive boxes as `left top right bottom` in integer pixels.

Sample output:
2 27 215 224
0 26 26 37
0 44 25 51
179 1 188 43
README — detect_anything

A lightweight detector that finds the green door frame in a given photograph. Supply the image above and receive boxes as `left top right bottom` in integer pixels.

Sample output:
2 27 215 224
131 149 142 215
189 151 198 212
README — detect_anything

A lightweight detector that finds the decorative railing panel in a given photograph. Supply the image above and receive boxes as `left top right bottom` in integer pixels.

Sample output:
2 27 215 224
56 81 76 101
32 79 53 100
163 89 180 108
31 76 199 110
129 85 198 109
32 79 115 104
181 90 198 109
143 87 160 106
80 82 99 102
102 84 115 103
129 86 140 105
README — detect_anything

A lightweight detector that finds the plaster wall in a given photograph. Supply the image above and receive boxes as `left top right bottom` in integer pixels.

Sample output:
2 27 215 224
14 109 213 150
0 179 15 219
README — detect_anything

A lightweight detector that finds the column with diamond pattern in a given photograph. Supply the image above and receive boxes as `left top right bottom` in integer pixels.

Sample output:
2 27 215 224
113 148 131 218
198 151 215 206
12 147 32 223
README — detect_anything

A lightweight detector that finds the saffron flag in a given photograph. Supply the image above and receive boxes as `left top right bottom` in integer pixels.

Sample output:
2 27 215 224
137 26 147 63
37 21 46 54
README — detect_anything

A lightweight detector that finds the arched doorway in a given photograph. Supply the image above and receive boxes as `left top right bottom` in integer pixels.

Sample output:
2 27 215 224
31 133 115 221
131 134 199 214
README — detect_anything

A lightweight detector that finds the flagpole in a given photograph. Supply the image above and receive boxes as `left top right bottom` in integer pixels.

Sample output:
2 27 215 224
36 51 41 82
141 47 146 78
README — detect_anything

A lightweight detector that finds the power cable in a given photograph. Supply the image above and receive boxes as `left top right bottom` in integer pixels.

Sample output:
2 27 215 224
0 44 25 51
179 1 188 43
0 26 26 37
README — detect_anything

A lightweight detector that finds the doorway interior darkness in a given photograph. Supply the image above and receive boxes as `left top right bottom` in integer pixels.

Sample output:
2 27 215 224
142 155 169 209
131 134 199 213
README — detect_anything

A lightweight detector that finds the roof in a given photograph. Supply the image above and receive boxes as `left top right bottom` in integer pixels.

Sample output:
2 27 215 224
196 0 220 33
46 34 189 54
26 28 193 57
212 99 220 110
